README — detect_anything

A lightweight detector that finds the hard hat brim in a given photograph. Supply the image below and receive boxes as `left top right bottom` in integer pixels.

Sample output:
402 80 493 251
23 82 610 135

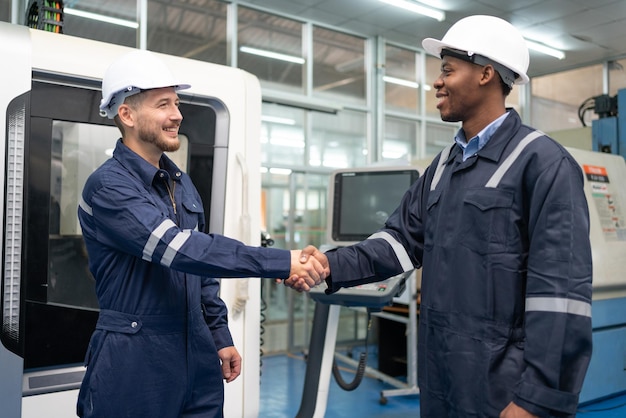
421 37 529 85
99 83 191 118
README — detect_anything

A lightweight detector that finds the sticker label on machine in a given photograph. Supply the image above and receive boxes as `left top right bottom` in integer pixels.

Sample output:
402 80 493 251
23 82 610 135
584 164 626 241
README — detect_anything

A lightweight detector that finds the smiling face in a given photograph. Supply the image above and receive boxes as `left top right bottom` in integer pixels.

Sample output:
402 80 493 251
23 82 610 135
433 55 486 124
132 87 183 153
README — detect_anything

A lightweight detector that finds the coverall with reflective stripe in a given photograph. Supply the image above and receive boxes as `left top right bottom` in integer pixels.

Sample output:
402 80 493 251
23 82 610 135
325 110 592 417
77 139 290 418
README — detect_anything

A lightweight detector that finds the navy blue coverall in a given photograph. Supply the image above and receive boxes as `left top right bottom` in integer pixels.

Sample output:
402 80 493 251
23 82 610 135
77 139 291 418
325 110 593 417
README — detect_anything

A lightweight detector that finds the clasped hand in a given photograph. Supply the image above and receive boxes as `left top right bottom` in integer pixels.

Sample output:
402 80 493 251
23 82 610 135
284 245 330 292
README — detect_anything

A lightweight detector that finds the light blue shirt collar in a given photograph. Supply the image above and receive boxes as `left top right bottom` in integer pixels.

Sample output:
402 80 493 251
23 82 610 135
454 112 509 161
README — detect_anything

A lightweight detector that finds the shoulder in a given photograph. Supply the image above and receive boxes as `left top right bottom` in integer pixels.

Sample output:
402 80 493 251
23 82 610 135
83 158 144 200
514 127 584 182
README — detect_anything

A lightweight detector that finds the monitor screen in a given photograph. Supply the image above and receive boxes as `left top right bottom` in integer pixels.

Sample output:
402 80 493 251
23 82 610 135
328 166 420 246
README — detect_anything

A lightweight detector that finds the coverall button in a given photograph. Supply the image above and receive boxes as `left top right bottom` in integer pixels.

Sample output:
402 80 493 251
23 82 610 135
131 321 138 328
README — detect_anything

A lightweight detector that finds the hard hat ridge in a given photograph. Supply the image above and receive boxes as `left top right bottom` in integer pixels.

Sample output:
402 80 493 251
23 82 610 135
422 15 530 85
99 49 191 119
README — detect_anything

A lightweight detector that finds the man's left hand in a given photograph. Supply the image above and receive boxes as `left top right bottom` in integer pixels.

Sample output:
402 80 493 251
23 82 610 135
218 346 242 383
500 402 538 418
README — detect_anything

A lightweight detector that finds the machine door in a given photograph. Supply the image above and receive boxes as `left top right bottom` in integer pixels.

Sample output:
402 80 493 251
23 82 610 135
1 77 229 396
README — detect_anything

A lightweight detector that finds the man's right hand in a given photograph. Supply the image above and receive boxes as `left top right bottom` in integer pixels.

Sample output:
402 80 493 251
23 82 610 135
283 245 330 291
286 248 327 292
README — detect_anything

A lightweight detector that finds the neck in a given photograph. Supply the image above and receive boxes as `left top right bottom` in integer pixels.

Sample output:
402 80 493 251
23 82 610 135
462 107 506 140
123 136 162 168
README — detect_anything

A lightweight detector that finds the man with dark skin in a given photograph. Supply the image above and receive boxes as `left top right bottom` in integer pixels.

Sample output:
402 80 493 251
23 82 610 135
291 15 593 418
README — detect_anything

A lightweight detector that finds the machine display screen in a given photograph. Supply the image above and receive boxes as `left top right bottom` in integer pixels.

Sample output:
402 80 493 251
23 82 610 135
329 168 419 245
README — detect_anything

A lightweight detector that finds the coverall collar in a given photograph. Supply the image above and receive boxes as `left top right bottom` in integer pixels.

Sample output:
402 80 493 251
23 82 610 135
449 108 522 165
112 139 183 187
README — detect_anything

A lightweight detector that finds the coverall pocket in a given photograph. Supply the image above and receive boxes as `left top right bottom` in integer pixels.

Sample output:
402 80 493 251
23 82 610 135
459 188 514 255
181 194 203 230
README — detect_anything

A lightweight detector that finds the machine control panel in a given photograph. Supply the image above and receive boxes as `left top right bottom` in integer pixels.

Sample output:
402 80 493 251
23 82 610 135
308 270 411 310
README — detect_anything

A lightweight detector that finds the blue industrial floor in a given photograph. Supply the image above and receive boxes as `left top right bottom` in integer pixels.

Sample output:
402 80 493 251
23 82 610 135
259 350 626 417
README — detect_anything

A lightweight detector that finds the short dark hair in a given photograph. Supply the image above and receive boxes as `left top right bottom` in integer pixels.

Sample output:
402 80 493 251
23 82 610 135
113 90 147 134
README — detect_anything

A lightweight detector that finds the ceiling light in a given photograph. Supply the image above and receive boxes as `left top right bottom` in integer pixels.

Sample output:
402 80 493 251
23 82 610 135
525 40 565 60
269 168 293 175
383 76 419 89
379 0 445 22
261 115 296 125
240 46 305 64
383 76 431 90
64 8 139 29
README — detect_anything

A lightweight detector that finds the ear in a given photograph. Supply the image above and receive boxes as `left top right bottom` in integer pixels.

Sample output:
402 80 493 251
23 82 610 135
479 64 498 86
117 104 135 128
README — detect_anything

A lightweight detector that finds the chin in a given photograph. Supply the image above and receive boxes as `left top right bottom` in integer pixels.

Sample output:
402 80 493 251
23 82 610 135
160 138 181 152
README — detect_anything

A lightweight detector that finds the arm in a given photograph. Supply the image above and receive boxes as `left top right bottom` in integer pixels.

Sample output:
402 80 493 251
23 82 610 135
513 153 592 416
200 278 241 382
81 172 325 283
290 171 429 291
200 277 234 349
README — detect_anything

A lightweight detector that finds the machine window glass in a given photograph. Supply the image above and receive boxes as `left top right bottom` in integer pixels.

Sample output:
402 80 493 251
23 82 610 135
47 121 189 310
0 0 9 23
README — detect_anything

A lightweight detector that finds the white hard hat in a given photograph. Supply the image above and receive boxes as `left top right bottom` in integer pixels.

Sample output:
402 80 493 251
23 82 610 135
99 50 191 119
422 15 529 85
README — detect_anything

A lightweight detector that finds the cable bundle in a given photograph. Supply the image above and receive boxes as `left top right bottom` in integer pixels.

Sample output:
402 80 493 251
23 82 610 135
26 0 64 33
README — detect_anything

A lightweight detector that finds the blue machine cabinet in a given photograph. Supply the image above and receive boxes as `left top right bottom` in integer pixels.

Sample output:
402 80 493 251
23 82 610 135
580 297 626 404
592 88 626 159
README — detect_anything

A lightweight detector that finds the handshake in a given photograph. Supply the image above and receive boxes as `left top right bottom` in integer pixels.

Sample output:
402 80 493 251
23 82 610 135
284 245 330 292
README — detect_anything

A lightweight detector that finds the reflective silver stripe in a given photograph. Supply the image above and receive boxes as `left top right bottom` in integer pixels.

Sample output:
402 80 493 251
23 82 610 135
526 297 591 318
161 229 192 267
368 231 414 271
430 144 453 191
485 130 544 188
143 219 177 261
79 195 92 216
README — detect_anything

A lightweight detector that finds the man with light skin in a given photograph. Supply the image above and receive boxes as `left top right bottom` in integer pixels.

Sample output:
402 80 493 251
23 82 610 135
77 50 325 418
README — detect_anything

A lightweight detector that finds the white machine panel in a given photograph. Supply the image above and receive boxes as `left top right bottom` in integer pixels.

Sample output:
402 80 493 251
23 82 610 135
567 147 626 299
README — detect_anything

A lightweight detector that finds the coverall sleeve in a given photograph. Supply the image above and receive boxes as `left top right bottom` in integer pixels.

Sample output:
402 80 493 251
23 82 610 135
86 176 291 280
514 155 593 416
324 167 429 292
200 277 234 350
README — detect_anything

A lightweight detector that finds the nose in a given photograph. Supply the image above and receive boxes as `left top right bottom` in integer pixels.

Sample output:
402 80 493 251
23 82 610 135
433 75 443 90
171 106 183 122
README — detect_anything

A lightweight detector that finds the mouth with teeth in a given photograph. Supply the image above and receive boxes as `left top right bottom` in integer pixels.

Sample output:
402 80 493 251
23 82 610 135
164 126 179 136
